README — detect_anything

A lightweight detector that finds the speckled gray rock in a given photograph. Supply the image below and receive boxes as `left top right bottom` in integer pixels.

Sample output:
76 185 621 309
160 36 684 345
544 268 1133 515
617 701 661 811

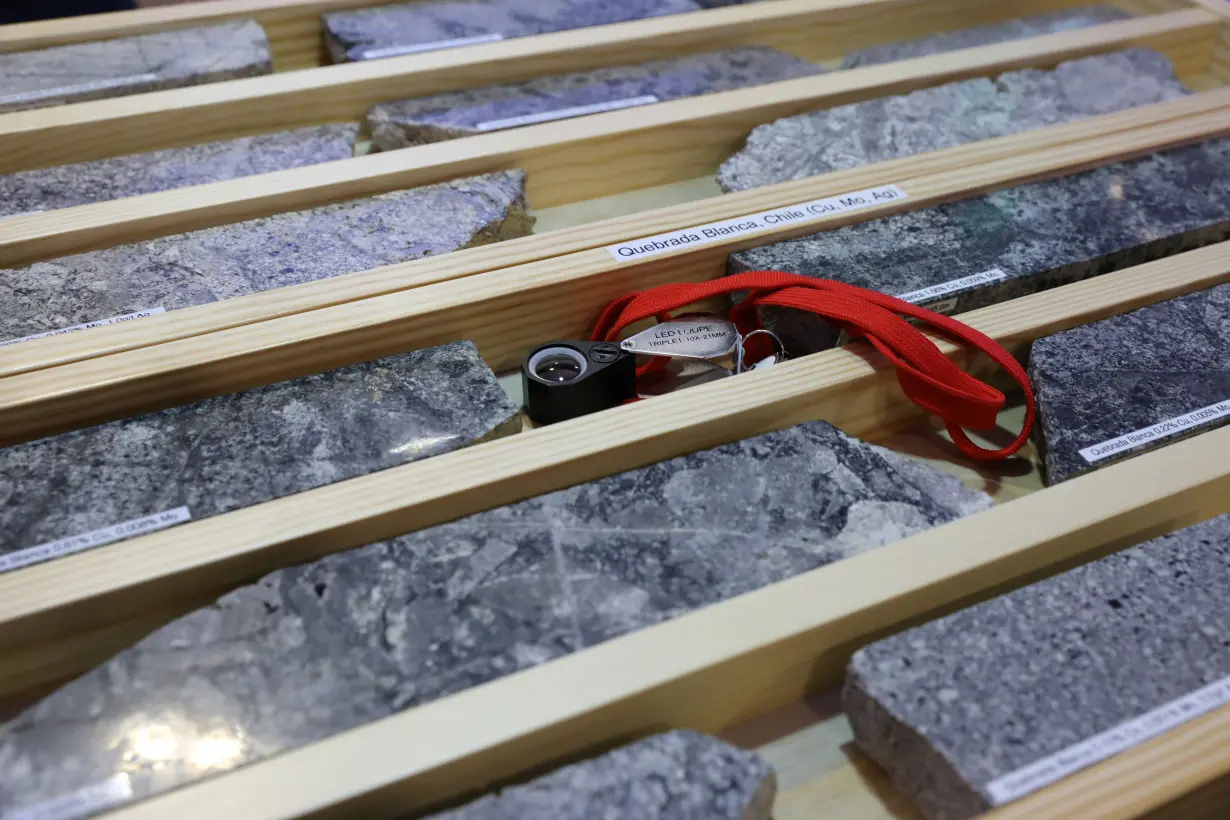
368 47 820 149
0 170 532 346
718 49 1186 193
0 124 357 218
0 420 990 817
0 21 272 114
0 341 518 575
323 0 702 63
729 126 1230 356
839 6 1128 69
427 731 776 820
844 513 1230 820
1031 283 1230 485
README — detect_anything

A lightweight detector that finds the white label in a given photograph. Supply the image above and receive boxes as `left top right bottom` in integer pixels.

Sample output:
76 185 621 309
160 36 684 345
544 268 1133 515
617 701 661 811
606 185 909 262
1 209 44 221
897 268 1008 307
359 33 503 60
0 307 166 348
985 672 1230 805
0 73 160 107
475 94 660 131
8 773 133 820
918 296 959 315
0 506 191 574
1078 399 1230 463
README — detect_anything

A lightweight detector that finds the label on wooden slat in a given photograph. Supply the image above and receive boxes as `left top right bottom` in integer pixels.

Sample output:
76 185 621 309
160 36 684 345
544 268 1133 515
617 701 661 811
0 506 191 574
0 307 166 348
985 672 1230 805
6 773 132 820
605 185 909 262
476 94 660 131
359 33 503 60
1078 399 1230 463
0 73 160 107
897 268 1008 312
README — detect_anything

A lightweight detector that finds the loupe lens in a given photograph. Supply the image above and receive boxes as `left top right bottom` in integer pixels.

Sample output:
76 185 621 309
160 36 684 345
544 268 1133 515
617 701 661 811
535 354 583 383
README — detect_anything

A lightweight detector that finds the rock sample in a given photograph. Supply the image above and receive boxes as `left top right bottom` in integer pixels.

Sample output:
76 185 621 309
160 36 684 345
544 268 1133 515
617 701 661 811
844 513 1230 820
368 47 821 149
717 48 1186 193
840 5 1128 69
0 170 532 346
0 21 273 115
0 125 357 218
427 731 776 820
1031 283 1230 485
0 341 518 574
323 0 702 63
0 420 991 816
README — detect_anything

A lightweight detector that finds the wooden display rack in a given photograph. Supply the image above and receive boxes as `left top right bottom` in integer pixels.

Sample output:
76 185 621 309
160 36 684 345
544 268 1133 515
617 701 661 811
2 0 1230 818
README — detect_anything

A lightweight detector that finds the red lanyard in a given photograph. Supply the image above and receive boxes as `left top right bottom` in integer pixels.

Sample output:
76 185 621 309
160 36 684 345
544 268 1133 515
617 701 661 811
591 270 1034 461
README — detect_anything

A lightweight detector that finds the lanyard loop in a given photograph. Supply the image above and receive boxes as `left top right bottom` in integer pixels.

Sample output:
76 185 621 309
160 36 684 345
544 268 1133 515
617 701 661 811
591 270 1034 461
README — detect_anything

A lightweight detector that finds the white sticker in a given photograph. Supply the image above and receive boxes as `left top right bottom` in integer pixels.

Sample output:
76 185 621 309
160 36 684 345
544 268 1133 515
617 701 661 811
1078 399 1230 464
0 307 166 348
606 184 909 262
897 268 1008 306
0 506 191 574
475 94 660 131
0 73 160 107
985 672 1230 805
8 773 133 820
917 296 959 315
0 209 44 221
359 33 503 60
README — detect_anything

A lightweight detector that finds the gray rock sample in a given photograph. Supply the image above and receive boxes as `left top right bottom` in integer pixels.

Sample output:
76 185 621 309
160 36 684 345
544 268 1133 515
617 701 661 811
368 47 821 149
844 512 1230 820
427 731 776 820
0 170 532 346
840 5 1129 69
0 420 991 816
1031 283 1230 485
0 21 273 115
0 125 358 218
323 0 702 64
717 48 1186 193
0 341 518 574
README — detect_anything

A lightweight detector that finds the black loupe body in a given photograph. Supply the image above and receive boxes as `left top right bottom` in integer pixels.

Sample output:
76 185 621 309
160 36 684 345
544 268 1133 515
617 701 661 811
522 341 637 425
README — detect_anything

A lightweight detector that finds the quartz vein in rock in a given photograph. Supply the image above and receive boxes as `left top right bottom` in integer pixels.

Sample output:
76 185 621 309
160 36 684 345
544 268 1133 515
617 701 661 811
718 49 1186 193
323 0 701 64
368 47 820 149
0 124 357 218
0 420 990 816
427 731 776 820
0 341 518 574
844 513 1230 820
840 6 1128 68
1031 283 1230 484
0 170 532 345
0 21 273 114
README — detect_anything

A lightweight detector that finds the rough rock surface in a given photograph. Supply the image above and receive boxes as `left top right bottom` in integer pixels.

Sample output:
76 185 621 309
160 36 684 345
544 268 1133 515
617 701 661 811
323 0 702 63
1031 283 1230 484
0 124 357 218
844 513 1230 820
0 341 518 574
427 731 776 820
368 47 820 149
0 420 990 816
840 6 1128 68
0 170 533 345
728 135 1230 356
717 49 1186 193
0 21 273 114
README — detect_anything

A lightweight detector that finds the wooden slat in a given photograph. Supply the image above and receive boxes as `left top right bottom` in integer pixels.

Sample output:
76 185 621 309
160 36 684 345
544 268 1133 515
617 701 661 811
0 2 1208 181
2 88 1228 381
99 424 1230 820
3 104 1229 445
0 240 1226 685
